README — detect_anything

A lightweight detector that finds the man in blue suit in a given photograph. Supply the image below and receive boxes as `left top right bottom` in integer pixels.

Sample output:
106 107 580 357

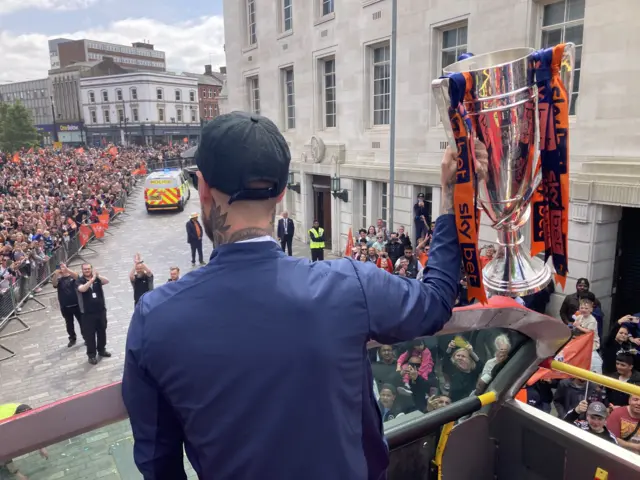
122 111 465 480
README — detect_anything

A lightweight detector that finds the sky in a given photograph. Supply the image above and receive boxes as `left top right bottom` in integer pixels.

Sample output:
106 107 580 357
0 0 226 82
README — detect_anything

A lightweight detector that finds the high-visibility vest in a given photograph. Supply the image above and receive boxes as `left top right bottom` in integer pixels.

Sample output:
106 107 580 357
0 403 20 421
309 228 325 249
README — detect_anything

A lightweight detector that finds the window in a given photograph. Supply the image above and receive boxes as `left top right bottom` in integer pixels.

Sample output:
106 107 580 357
283 0 293 32
103 110 110 123
102 90 108 102
191 109 196 122
372 44 391 126
158 108 165 122
361 181 367 228
322 0 334 16
323 59 336 128
208 88 213 98
541 0 584 115
89 91 95 103
441 25 468 70
131 88 138 100
202 89 207 99
190 91 196 102
90 110 97 123
283 69 295 129
118 109 124 123
381 183 388 223
156 88 163 100
175 89 181 101
247 0 257 45
177 109 183 122
116 89 123 101
248 77 260 115
132 108 139 122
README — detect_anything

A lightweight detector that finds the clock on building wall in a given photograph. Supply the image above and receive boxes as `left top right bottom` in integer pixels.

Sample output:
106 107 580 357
310 136 325 164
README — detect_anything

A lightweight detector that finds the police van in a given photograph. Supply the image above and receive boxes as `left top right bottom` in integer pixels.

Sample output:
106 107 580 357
144 169 191 212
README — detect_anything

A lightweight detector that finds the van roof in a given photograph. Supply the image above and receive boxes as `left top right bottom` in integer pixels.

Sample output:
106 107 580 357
146 169 182 179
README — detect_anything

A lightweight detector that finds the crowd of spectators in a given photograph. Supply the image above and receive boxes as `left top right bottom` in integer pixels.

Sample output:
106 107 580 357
0 145 158 304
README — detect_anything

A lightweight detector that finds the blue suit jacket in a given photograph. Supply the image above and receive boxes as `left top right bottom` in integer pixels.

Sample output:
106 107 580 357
122 214 461 480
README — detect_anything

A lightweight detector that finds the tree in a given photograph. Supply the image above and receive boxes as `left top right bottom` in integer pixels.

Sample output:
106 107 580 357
0 101 40 153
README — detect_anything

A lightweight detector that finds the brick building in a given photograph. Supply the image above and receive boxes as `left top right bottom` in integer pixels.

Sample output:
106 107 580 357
183 65 226 123
48 38 166 73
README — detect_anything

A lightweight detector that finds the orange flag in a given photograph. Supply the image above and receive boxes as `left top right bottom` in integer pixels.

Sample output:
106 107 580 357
526 331 594 385
76 147 84 154
98 213 110 229
12 152 20 164
113 207 125 214
344 227 354 258
27 147 34 154
78 225 92 247
108 146 118 157
91 223 105 239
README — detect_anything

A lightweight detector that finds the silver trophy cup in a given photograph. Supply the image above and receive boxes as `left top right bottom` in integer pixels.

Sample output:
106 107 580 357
432 45 575 297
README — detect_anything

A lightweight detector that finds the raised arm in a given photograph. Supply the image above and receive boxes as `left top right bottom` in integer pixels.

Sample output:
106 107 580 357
355 147 466 344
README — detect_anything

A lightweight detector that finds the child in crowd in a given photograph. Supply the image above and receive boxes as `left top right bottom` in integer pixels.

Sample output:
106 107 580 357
572 293 603 374
396 339 434 394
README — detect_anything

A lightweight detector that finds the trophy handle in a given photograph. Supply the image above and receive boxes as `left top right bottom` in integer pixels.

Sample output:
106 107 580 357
431 77 457 150
561 42 576 112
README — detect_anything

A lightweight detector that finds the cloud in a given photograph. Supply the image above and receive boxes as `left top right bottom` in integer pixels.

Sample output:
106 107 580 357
0 0 97 15
0 15 226 83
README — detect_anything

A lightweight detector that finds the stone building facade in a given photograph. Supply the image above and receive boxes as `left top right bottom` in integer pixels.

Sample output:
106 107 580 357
221 0 640 321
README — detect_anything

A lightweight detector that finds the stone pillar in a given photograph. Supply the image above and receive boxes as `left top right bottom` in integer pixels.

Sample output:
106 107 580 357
299 172 314 244
431 186 442 219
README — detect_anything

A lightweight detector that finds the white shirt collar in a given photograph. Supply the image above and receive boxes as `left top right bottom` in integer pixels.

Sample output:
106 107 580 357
237 235 279 245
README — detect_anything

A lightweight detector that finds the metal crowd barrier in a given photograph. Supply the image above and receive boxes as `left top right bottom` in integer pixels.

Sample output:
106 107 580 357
0 174 142 361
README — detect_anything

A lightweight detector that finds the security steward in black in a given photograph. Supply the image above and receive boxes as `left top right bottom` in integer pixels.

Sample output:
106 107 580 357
129 252 154 306
186 212 205 266
52 262 81 348
77 263 111 365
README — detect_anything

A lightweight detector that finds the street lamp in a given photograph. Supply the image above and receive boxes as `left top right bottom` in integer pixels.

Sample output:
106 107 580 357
331 174 348 202
287 171 300 194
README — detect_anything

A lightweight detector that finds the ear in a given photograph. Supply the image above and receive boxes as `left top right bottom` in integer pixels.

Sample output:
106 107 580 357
196 172 211 205
276 187 287 203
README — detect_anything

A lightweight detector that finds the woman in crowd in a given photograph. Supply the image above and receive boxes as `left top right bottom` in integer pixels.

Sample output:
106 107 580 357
367 246 379 263
376 252 393 273
601 320 638 374
366 225 377 246
396 339 435 394
476 334 511 393
444 346 484 402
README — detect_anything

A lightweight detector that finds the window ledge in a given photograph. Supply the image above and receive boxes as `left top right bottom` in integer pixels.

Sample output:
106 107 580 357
277 30 294 40
314 12 336 26
366 125 391 133
362 0 384 6
242 44 258 54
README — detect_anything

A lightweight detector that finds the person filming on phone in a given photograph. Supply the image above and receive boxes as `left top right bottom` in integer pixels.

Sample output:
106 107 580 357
52 262 81 348
122 112 481 480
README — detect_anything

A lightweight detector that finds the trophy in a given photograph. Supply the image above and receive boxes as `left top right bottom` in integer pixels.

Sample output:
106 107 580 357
432 44 575 298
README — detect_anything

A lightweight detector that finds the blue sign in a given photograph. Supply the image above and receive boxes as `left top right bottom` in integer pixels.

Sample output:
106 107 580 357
35 124 55 133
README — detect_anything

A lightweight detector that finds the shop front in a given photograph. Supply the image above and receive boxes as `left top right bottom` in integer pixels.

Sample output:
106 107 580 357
57 122 85 145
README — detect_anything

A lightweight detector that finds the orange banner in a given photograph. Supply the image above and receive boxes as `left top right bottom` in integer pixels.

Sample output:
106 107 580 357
91 223 105 239
78 225 92 247
113 207 125 215
344 227 354 258
527 331 594 385
98 213 110 229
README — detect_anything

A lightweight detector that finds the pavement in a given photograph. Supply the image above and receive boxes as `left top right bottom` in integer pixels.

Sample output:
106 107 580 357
0 186 334 479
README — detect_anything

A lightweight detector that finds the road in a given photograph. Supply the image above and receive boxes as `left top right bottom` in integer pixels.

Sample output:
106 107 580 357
0 185 334 479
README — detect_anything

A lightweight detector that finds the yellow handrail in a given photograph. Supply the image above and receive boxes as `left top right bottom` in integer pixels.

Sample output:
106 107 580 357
543 359 640 397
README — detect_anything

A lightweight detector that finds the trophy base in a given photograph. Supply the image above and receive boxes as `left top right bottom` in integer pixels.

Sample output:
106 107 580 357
482 232 553 298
